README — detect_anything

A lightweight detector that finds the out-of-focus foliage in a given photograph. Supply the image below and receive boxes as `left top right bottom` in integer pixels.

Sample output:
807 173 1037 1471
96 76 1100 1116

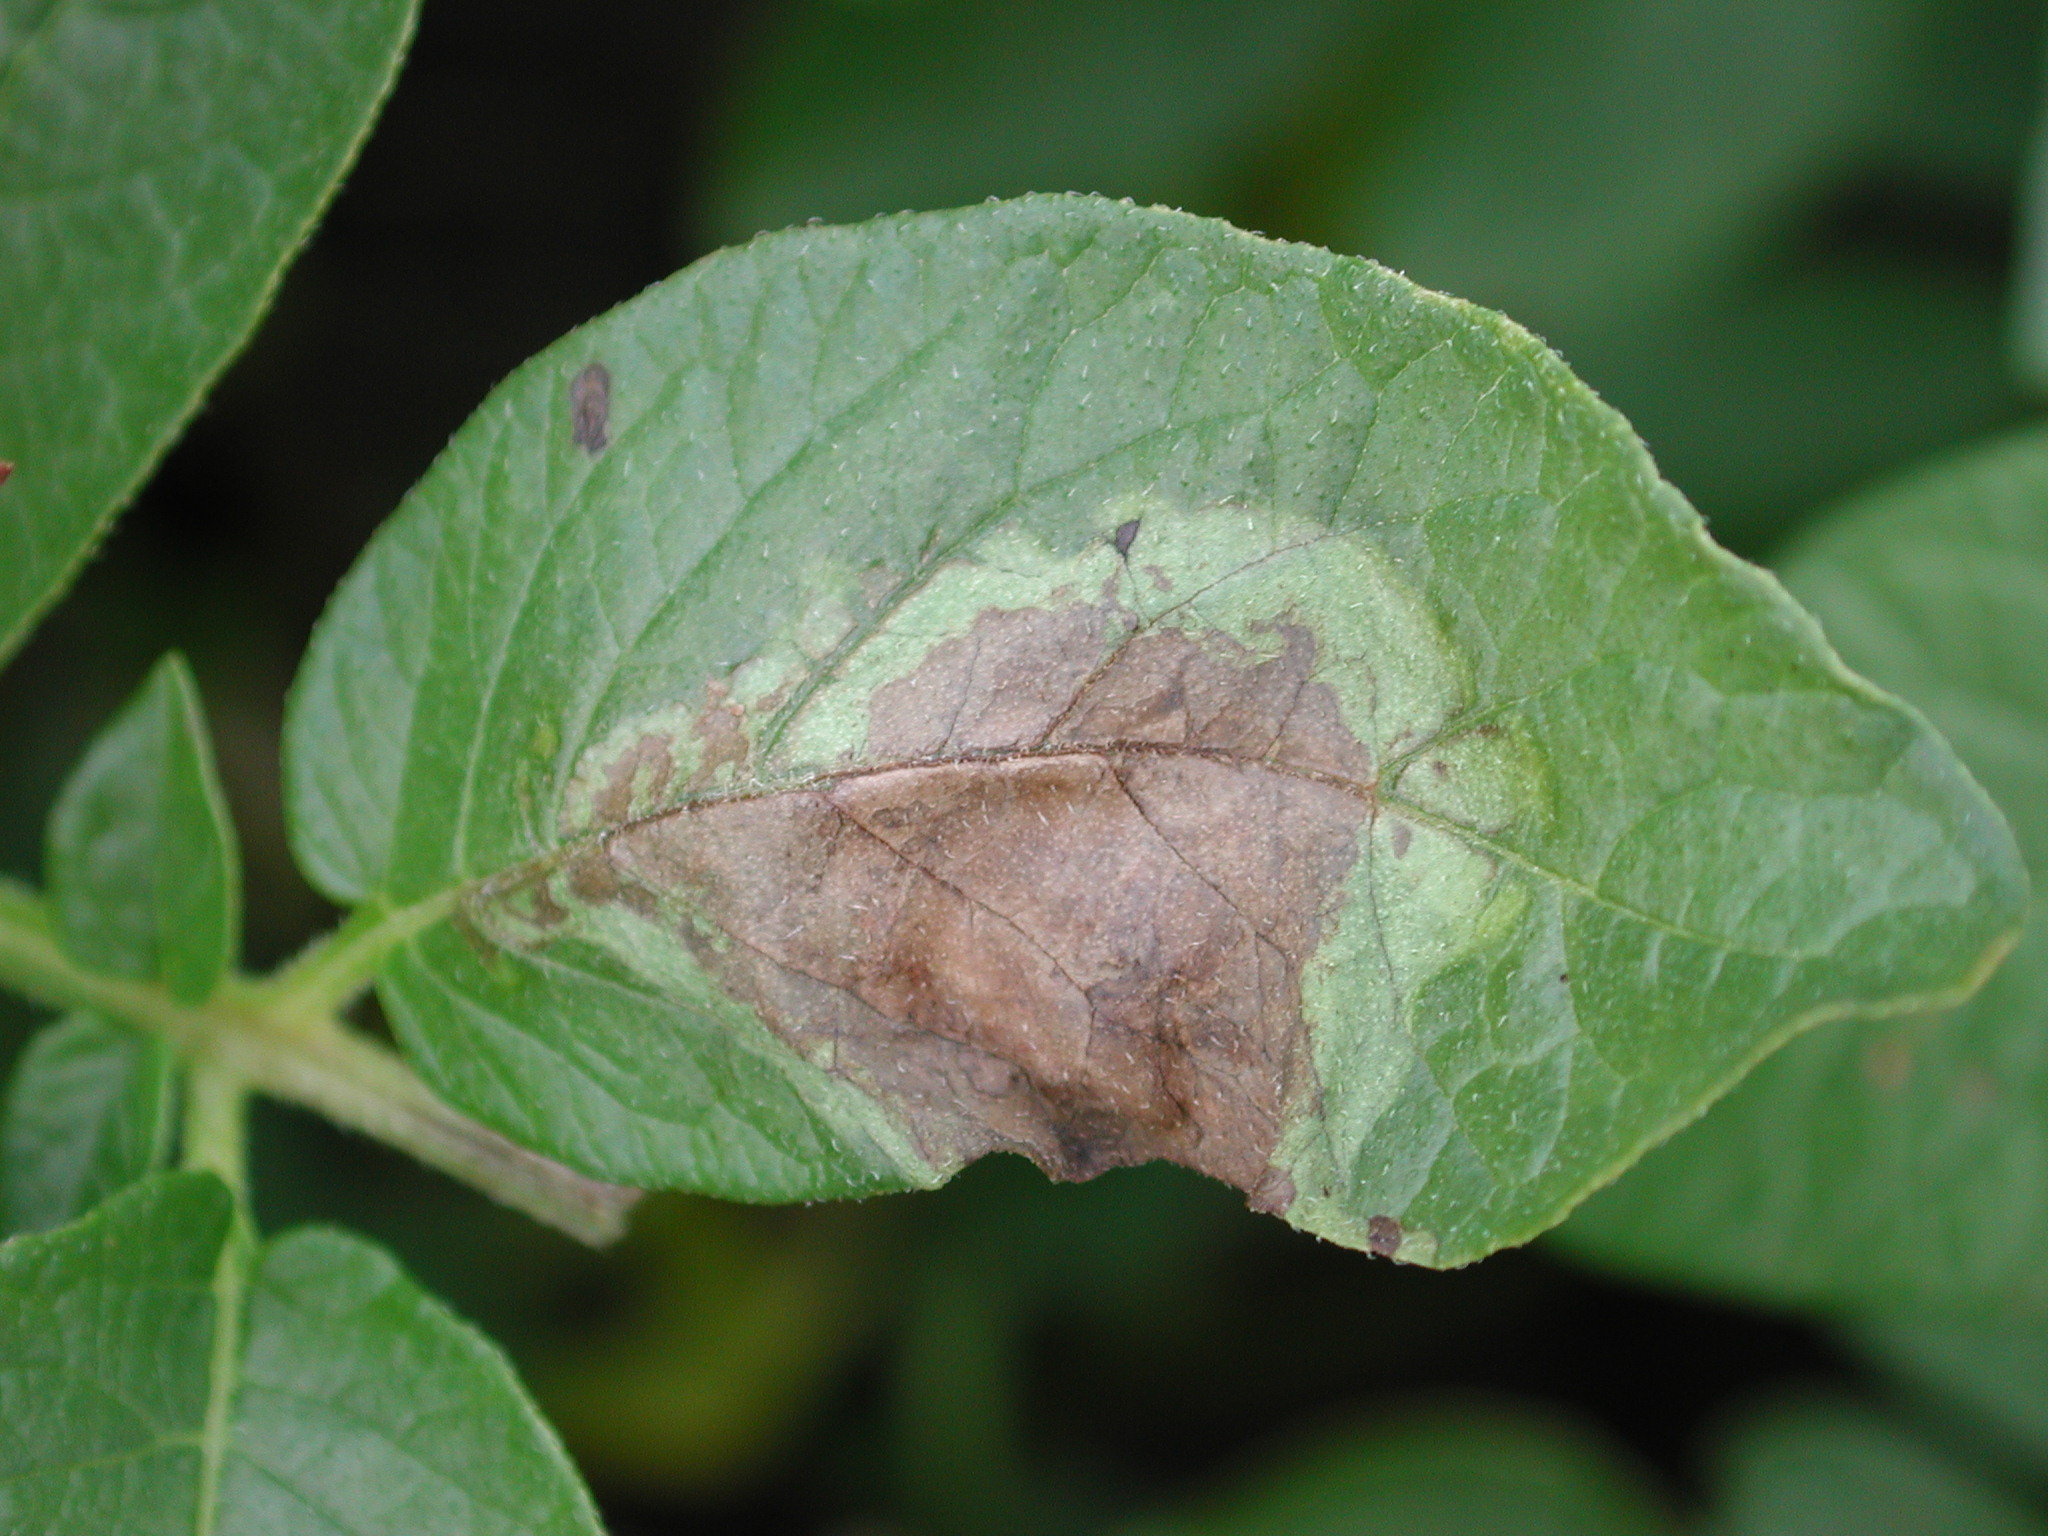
530 1194 887 1498
1121 1403 1674 1536
1707 1398 2048 1536
1856 1318 2048 1480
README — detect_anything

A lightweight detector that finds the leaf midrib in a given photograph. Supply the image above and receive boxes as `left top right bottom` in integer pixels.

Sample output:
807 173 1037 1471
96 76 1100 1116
442 738 1838 966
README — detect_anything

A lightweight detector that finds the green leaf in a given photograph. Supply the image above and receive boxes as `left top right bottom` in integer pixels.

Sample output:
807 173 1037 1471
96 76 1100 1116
1552 257 2012 549
46 653 239 1003
0 0 419 666
1708 1399 2046 1536
1273 0 1921 347
700 0 1370 245
1854 1318 2048 1479
1121 1403 1672 1536
1558 424 2048 1311
1 1012 175 1236
0 1171 606 1535
2009 60 2048 396
283 195 2022 1265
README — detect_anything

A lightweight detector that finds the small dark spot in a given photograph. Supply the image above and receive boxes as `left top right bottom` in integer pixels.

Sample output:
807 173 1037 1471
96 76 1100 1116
0 461 12 488
1558 971 1570 984
1112 518 1141 558
1390 821 1412 858
571 362 611 453
1366 1214 1403 1257
1429 760 1448 779
1474 722 1503 737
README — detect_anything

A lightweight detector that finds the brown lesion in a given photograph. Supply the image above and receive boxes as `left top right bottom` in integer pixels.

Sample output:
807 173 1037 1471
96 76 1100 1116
571 362 611 453
548 597 1379 1214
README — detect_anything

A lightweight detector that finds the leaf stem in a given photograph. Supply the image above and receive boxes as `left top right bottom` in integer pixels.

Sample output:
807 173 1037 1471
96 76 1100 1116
0 875 637 1245
181 1055 249 1196
256 890 460 1026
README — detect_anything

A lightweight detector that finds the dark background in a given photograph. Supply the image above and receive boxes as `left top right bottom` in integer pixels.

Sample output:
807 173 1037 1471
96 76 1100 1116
2 1 2040 1530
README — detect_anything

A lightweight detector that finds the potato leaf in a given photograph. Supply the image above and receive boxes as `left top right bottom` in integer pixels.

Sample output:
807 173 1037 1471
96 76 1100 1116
0 1171 605 1535
0 0 418 664
45 654 238 1003
285 196 2022 1265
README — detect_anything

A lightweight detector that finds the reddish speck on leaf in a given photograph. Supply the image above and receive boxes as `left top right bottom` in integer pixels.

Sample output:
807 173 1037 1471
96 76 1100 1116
0 461 13 488
571 363 611 453
1366 1214 1403 1257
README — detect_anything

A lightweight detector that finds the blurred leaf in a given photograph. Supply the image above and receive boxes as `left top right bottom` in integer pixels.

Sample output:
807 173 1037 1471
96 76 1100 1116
1558 424 2048 1312
1271 0 1919 346
0 1011 175 1236
1123 1401 1672 1536
285 195 2020 1266
2009 57 2048 396
1857 0 2042 194
1565 257 2013 549
1855 1317 2048 1479
882 1159 1248 1535
45 653 238 1003
1709 1398 2045 1536
0 1170 606 1535
1267 0 2025 547
534 1195 883 1498
0 0 419 666
699 0 1372 245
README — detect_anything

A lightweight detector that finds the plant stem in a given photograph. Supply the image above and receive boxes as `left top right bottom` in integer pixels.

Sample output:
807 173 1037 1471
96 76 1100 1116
182 1055 249 1196
257 891 460 1027
0 876 638 1246
190 1064 251 1536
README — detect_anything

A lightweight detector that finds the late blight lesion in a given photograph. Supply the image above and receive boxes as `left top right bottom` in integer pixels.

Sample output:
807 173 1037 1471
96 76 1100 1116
465 500 1540 1260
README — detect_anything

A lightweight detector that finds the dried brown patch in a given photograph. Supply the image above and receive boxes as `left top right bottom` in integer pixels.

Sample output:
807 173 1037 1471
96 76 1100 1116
571 362 611 453
1366 1214 1403 1257
588 733 677 830
690 682 751 790
578 598 1377 1208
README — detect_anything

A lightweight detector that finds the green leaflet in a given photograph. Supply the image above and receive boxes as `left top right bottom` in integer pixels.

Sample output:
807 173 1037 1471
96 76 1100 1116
1121 1403 1672 1536
0 1012 176 1236
283 195 2023 1265
1559 424 2048 1311
0 1172 605 1536
1709 1399 2046 1536
0 0 418 666
46 654 239 1003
